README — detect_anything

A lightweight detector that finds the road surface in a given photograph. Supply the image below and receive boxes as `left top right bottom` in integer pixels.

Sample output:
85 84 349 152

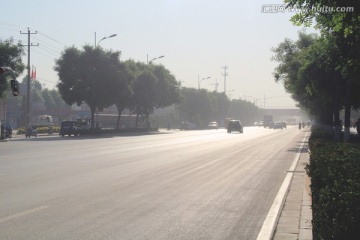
0 126 307 240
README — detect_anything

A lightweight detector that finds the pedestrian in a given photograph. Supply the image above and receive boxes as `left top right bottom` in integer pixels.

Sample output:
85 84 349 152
356 118 360 135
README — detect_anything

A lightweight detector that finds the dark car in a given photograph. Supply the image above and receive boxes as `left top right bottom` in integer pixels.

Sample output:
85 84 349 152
227 120 243 133
60 120 80 137
273 121 284 130
179 122 197 130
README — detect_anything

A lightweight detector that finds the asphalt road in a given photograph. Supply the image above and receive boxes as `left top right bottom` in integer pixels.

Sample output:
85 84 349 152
0 126 307 240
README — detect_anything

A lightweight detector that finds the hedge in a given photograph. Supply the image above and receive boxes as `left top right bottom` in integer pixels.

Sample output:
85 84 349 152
308 133 360 240
17 126 60 135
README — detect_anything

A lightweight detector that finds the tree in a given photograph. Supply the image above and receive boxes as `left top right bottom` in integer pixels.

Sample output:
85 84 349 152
0 38 25 97
285 0 360 141
114 62 134 129
176 87 213 128
271 31 346 133
132 70 159 128
228 99 261 125
208 91 230 123
152 65 181 108
55 46 123 128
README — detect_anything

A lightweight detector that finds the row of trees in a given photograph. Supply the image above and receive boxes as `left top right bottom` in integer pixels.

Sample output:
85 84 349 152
273 0 360 141
55 45 262 129
175 88 261 128
2 39 262 129
54 46 181 128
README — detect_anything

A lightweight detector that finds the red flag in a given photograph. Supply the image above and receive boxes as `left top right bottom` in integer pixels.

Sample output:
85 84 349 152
31 69 34 80
34 67 36 80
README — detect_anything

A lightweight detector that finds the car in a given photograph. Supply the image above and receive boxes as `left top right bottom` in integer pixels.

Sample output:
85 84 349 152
227 120 243 133
179 121 197 130
60 120 81 136
208 121 218 129
273 121 284 130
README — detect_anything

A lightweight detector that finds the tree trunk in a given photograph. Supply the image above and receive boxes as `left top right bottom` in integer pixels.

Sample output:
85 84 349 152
316 105 333 135
116 105 123 130
344 79 351 142
90 105 96 129
135 113 139 129
333 81 341 141
146 114 150 129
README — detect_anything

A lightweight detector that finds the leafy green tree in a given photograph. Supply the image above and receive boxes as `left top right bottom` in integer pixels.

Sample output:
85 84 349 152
152 65 181 108
55 46 123 128
208 91 230 124
0 38 25 97
176 87 213 128
285 0 360 140
132 70 159 128
114 62 134 129
228 99 261 125
271 31 347 134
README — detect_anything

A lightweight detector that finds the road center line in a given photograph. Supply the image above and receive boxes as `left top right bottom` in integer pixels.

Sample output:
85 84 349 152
256 132 309 240
0 205 50 224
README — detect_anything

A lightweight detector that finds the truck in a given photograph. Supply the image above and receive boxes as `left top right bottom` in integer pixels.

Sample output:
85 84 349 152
263 115 273 128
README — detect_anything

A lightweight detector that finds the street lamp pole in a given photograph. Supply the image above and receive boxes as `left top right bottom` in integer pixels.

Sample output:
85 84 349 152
198 76 211 89
147 55 165 64
93 32 117 128
94 32 117 47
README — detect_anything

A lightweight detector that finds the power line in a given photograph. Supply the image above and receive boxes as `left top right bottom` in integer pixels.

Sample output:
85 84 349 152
37 31 67 46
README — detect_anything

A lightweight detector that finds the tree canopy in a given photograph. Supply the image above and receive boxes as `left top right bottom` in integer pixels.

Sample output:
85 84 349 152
274 0 360 141
55 46 181 128
0 38 25 98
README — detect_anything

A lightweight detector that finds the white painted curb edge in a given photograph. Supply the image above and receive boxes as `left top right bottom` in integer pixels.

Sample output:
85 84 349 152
256 132 309 240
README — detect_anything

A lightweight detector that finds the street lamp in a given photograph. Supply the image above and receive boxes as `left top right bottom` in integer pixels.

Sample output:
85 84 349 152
198 76 211 89
147 55 165 64
93 32 117 128
94 32 117 47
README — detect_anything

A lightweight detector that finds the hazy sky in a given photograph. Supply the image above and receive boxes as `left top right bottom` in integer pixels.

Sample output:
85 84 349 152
1 0 316 109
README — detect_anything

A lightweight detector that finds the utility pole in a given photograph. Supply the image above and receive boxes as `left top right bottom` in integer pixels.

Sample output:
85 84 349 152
209 79 219 92
222 66 228 94
264 94 266 109
20 27 38 127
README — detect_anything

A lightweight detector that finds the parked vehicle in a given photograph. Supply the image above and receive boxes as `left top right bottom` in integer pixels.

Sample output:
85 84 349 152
60 121 81 137
227 120 243 133
208 121 218 130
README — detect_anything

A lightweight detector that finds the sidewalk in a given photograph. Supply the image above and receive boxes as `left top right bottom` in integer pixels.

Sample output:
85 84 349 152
272 134 313 240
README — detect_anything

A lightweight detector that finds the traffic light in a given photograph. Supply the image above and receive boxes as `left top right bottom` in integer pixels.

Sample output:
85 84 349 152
10 79 20 96
0 67 20 96
0 67 6 74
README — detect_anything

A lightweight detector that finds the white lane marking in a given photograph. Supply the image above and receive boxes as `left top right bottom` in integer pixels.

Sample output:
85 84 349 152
0 205 49 224
256 132 309 240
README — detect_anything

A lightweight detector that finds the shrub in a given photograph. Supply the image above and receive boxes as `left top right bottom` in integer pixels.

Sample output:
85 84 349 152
308 137 360 240
16 126 60 135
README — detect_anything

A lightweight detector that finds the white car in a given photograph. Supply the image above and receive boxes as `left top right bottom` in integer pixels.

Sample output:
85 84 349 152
208 121 218 130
